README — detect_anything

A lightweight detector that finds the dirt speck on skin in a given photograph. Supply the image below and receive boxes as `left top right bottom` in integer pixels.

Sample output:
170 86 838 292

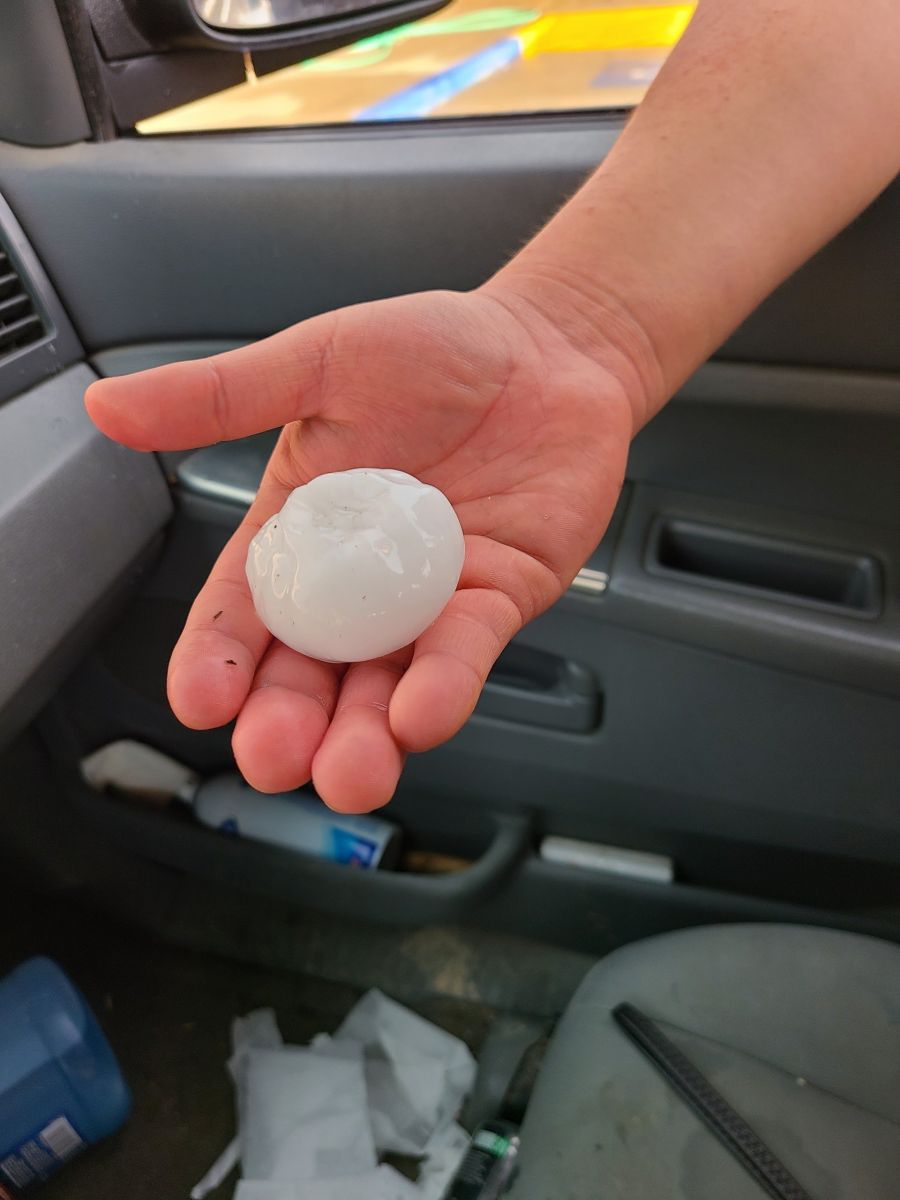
225 659 237 665
213 610 223 620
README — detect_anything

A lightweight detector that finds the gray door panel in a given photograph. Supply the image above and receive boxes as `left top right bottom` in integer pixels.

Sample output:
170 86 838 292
60 351 900 882
0 365 172 745
0 130 897 370
1 118 898 942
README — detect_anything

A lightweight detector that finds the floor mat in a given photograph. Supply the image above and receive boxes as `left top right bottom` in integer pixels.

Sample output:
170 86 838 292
1 893 497 1200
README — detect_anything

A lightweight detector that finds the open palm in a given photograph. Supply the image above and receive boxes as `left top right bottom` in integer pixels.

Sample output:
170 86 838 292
86 288 634 811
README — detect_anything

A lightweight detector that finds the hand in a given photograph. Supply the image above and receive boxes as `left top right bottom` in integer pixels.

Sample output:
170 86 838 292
85 285 641 812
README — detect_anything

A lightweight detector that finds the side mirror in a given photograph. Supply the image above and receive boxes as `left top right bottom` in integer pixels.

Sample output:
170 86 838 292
84 0 452 127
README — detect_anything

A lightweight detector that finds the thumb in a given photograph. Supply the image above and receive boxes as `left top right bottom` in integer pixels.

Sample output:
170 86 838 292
85 311 338 451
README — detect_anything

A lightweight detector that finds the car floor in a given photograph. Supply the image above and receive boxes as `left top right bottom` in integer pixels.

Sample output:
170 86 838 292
2 734 596 1198
3 888 500 1200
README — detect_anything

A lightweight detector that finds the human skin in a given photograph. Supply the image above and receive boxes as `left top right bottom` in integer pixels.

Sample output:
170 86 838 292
86 0 900 812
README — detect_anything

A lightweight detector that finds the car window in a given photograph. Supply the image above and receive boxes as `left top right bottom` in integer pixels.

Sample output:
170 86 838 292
136 1 695 132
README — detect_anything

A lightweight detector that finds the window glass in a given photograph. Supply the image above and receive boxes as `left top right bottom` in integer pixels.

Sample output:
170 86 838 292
137 1 694 133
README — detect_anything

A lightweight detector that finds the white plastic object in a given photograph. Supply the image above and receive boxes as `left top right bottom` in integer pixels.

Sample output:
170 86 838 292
246 469 465 662
80 739 198 802
79 742 401 869
191 775 400 868
539 836 674 884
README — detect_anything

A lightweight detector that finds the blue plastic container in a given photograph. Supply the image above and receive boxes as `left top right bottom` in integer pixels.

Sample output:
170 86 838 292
0 957 131 1195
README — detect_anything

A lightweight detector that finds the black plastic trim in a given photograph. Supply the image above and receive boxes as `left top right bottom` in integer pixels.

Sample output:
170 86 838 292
65 774 533 925
613 1004 814 1200
54 0 117 140
647 517 882 620
126 0 454 52
0 0 91 146
605 484 900 698
0 191 82 402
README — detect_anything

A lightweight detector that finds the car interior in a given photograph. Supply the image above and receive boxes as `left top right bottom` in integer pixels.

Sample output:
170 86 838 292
1 2 899 1198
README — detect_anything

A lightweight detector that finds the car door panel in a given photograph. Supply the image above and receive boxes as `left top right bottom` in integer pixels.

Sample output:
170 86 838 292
0 364 172 746
1 92 899 952
0 132 897 369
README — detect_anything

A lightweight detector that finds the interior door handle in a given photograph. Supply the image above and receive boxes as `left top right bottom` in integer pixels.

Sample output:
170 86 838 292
475 644 601 733
646 516 882 617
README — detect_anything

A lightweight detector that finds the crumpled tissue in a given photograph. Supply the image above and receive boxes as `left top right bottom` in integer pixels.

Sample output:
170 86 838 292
240 1045 377 1181
191 990 474 1200
191 1009 285 1199
332 989 476 1156
415 1123 471 1200
233 1164 420 1199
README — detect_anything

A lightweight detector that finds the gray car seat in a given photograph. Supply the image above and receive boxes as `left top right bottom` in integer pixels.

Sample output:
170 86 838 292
507 924 900 1200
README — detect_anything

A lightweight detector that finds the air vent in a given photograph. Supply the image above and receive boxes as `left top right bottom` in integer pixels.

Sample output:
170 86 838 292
0 242 46 362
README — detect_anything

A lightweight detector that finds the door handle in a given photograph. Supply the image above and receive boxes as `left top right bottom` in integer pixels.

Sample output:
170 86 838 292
476 644 601 733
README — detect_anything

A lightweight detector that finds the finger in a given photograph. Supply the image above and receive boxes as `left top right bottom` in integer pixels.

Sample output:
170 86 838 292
167 479 290 729
390 533 543 752
85 313 339 451
389 587 522 753
232 642 342 794
312 654 410 814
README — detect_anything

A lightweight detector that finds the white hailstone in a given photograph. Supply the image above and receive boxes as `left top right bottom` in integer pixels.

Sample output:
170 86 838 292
246 468 465 663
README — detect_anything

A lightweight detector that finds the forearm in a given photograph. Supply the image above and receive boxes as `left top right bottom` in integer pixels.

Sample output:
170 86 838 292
488 0 900 427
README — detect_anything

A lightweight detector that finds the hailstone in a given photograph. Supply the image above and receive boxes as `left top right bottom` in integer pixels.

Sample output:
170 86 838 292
246 468 465 663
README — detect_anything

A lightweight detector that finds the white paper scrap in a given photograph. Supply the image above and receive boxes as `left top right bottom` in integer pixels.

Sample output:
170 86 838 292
240 1046 377 1182
233 1184 294 1200
229 1008 284 1078
199 997 479 1200
234 1165 419 1200
191 1009 284 1199
189 1136 239 1200
335 990 476 1156
415 1122 470 1200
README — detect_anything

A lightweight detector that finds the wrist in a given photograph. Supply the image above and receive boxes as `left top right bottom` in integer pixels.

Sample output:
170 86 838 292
481 260 666 432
